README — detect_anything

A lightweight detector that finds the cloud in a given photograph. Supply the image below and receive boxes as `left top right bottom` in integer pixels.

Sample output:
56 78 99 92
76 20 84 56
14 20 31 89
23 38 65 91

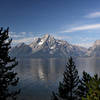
9 32 22 38
85 12 100 18
21 32 26 35
53 35 71 40
63 24 100 33
29 32 33 34
9 31 16 34
10 34 24 38
9 31 42 45
74 42 93 48
12 37 34 44
9 31 35 39
10 33 25 38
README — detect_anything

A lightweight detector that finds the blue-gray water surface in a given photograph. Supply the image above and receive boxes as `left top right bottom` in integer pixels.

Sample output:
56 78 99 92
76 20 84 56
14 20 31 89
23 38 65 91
16 57 100 100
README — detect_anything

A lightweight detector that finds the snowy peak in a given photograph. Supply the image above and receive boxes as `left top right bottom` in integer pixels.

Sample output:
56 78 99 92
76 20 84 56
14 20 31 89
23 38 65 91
41 34 55 43
30 34 56 47
42 34 51 40
10 34 88 58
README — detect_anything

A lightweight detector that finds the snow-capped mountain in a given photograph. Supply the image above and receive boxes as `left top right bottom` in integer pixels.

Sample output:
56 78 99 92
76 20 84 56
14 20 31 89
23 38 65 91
87 40 100 57
10 34 87 58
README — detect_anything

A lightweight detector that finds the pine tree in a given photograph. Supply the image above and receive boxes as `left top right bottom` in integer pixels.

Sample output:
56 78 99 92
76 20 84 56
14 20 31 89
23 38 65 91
52 57 79 100
0 28 20 100
51 92 58 100
82 74 100 100
77 71 91 100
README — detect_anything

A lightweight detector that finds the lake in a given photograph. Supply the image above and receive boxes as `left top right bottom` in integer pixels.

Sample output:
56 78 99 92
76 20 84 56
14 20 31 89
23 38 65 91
16 57 100 100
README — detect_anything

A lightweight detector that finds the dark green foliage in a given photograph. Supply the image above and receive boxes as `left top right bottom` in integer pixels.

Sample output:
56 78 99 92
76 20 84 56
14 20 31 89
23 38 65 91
82 74 100 100
52 57 79 100
77 71 91 100
0 28 20 100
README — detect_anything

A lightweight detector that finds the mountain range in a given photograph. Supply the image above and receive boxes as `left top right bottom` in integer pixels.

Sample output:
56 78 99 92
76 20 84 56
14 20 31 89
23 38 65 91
10 34 100 58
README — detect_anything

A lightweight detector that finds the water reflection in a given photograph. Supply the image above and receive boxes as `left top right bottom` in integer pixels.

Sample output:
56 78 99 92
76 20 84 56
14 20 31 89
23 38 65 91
76 57 100 76
16 57 100 100
16 58 66 100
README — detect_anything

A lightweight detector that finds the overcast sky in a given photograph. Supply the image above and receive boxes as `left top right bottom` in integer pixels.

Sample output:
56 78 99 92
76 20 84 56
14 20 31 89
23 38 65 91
1 0 100 48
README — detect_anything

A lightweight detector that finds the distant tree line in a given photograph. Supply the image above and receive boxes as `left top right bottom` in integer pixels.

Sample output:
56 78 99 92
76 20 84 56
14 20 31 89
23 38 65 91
51 57 100 100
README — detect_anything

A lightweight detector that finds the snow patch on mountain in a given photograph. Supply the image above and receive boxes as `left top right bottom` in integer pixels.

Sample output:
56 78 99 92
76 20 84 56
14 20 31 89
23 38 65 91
38 40 45 45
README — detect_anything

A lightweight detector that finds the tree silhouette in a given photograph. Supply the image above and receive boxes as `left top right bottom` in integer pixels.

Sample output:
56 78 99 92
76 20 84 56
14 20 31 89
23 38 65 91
77 71 91 100
52 57 79 100
51 92 58 100
0 28 20 100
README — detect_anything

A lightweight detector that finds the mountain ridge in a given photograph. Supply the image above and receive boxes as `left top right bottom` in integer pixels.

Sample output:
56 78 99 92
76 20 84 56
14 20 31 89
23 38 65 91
10 34 99 58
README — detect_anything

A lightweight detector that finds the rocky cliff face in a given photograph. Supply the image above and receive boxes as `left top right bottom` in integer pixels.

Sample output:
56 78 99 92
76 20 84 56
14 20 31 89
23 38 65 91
10 34 87 58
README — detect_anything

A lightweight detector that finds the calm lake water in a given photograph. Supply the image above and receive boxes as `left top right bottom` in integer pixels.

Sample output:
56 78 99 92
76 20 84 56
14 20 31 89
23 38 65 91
16 57 100 100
